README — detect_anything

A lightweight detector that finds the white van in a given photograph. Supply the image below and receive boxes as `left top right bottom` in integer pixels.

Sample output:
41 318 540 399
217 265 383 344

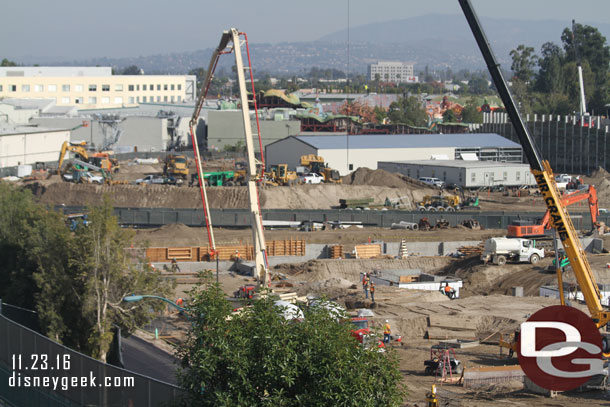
418 177 445 188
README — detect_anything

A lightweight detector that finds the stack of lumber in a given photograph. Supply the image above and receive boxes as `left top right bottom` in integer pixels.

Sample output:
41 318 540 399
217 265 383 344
456 242 485 256
328 245 344 259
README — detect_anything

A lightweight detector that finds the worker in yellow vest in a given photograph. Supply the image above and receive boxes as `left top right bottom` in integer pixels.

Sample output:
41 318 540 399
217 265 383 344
383 320 391 344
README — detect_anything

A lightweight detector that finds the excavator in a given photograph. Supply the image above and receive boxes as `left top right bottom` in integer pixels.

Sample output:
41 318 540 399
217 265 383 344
507 185 599 238
460 0 610 360
57 141 119 174
300 154 342 184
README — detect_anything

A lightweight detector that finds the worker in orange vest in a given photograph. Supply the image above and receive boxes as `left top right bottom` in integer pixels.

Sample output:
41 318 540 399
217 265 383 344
383 320 391 344
443 283 455 299
362 273 370 299
370 282 376 303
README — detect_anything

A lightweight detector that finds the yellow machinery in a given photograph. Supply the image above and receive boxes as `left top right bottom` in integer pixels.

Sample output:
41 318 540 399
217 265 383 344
164 154 189 179
461 0 610 356
57 141 89 174
57 141 117 174
268 164 298 186
416 195 461 212
300 154 342 184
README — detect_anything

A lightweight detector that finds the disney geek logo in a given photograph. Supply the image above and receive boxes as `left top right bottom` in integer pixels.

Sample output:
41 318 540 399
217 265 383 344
517 305 605 391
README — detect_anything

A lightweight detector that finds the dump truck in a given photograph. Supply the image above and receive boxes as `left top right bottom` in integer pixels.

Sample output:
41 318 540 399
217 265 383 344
164 154 189 180
480 237 544 265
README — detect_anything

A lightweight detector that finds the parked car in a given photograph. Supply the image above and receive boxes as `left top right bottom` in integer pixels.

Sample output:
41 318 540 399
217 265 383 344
418 177 445 188
63 172 104 184
300 173 324 184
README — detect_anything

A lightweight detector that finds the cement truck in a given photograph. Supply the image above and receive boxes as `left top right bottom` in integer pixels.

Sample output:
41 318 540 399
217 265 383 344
480 237 544 265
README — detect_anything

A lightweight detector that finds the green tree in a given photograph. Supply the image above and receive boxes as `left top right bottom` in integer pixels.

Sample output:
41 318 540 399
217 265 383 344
1 58 17 66
388 96 428 126
442 109 459 123
121 65 141 75
73 197 174 362
461 103 483 123
468 75 491 95
509 44 538 84
535 42 565 94
177 274 405 406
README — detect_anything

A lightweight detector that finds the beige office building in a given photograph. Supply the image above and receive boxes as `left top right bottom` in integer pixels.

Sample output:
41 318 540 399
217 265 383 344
0 67 196 110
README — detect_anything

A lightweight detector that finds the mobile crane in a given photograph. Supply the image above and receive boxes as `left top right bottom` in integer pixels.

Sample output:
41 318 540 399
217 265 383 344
460 0 610 356
189 28 270 286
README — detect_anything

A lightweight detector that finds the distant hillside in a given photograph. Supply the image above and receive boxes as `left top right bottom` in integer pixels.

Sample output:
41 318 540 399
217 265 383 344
19 14 610 76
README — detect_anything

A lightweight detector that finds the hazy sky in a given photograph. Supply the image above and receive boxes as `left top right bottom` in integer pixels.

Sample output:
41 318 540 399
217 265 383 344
4 0 610 60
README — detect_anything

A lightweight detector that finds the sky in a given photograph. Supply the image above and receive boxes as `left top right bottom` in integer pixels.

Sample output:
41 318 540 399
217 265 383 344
3 0 610 60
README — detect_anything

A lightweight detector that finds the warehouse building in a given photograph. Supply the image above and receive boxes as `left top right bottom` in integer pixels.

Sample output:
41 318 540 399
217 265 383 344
265 133 523 175
378 160 535 188
0 125 70 168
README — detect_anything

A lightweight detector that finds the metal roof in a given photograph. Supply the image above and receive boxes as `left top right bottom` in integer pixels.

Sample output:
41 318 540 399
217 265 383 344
295 133 520 150
380 160 530 168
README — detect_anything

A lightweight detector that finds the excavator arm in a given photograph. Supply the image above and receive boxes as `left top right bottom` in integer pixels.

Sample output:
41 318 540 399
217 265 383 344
57 141 89 174
460 0 610 336
537 185 599 229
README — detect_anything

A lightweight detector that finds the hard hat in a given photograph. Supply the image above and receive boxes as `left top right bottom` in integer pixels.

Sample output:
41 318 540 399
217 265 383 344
385 319 389 323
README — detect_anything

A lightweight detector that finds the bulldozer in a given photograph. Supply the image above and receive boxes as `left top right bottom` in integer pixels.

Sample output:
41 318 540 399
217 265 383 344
416 195 461 212
300 154 342 184
164 154 189 180
266 164 298 186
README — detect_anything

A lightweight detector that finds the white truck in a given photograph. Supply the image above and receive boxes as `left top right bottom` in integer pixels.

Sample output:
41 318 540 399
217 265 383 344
480 237 544 265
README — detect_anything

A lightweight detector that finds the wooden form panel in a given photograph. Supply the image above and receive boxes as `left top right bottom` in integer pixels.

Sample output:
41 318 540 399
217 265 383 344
354 244 382 259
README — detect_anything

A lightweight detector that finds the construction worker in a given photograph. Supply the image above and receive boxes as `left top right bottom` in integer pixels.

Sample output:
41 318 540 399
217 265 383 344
383 320 391 344
443 283 455 299
170 258 181 273
234 249 241 262
362 273 370 299
370 282 376 302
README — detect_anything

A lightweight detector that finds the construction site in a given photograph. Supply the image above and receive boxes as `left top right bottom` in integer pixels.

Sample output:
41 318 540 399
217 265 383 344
5 3 610 406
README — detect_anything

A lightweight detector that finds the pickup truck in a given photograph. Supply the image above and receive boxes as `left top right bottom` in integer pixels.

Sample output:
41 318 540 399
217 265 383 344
135 174 182 185
63 172 104 184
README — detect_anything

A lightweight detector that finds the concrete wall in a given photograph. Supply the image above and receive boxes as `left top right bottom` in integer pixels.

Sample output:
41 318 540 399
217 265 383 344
206 110 300 153
0 129 70 167
319 147 456 176
265 136 317 170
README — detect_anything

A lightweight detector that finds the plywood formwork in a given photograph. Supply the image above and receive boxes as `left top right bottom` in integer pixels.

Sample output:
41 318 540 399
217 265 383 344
145 239 306 262
354 244 382 259
328 245 344 259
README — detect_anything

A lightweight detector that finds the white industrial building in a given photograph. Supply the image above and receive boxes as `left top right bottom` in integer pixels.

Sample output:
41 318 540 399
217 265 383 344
379 160 536 188
0 125 70 167
367 61 417 83
265 133 523 176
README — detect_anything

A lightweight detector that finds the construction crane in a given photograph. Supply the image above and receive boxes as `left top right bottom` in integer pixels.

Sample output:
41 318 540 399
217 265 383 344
189 28 270 286
460 0 610 355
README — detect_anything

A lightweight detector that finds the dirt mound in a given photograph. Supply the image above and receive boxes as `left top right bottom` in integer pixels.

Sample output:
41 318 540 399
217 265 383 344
134 223 210 246
342 167 426 189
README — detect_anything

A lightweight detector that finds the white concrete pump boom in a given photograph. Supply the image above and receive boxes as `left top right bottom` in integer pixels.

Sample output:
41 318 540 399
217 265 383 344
188 28 270 286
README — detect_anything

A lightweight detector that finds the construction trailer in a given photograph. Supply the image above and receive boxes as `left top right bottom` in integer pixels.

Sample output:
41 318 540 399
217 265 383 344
364 270 463 298
378 160 535 189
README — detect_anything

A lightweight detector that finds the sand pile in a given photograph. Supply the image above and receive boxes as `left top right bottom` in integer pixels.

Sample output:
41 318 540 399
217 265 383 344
342 167 425 189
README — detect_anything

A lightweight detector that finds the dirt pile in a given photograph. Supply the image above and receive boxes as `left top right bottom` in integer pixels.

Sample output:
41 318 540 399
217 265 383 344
342 167 428 189
134 223 211 247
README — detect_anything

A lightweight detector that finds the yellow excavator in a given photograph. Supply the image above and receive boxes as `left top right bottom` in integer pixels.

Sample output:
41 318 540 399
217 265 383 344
57 141 118 174
461 0 610 357
300 154 342 184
